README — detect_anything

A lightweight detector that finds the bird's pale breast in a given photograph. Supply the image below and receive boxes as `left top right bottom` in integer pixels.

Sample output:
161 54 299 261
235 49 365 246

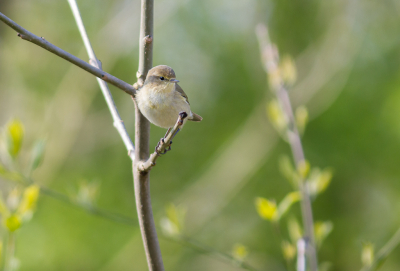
136 84 191 128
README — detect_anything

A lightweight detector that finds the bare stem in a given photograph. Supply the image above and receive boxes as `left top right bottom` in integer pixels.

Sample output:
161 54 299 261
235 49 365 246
4 232 15 271
360 227 400 271
0 12 136 96
297 238 306 271
256 24 318 271
132 0 165 270
138 112 187 172
67 0 135 161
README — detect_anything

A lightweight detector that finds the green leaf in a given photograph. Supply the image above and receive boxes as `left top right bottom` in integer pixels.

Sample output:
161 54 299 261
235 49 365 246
277 192 301 220
297 160 310 179
280 55 297 86
267 99 288 134
279 155 297 188
361 242 374 268
232 243 248 261
4 215 21 232
315 221 333 247
255 197 278 221
295 106 309 135
30 139 46 171
288 217 303 243
160 203 186 236
308 168 333 197
6 119 24 158
281 240 296 261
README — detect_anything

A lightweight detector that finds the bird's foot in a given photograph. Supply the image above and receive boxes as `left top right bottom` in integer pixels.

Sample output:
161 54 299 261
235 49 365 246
156 138 172 155
178 111 188 125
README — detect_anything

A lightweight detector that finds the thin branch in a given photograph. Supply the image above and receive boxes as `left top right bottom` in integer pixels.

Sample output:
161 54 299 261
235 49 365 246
42 183 259 271
138 112 187 172
39 185 137 226
360 227 400 271
131 0 165 270
66 0 135 161
297 238 306 271
256 24 318 271
0 12 136 96
166 236 261 271
0 171 259 271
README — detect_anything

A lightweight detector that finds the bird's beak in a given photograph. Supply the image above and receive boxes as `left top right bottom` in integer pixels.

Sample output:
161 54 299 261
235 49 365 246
170 78 179 83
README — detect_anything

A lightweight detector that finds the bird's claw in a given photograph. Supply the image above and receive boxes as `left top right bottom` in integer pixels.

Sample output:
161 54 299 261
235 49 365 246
155 138 172 155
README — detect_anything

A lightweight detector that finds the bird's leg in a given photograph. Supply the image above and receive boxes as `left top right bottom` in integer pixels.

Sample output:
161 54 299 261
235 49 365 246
163 127 172 139
155 128 172 155
155 112 188 155
169 111 188 141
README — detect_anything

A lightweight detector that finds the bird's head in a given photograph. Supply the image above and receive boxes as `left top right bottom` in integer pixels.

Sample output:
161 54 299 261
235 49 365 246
143 65 179 92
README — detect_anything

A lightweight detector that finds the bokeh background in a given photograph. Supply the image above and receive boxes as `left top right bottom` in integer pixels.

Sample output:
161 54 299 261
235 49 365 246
1 0 400 270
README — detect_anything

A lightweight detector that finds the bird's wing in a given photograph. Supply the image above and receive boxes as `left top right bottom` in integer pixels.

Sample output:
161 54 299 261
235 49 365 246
175 83 190 105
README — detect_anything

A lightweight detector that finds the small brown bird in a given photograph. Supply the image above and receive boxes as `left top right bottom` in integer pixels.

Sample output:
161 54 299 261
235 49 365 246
136 65 202 129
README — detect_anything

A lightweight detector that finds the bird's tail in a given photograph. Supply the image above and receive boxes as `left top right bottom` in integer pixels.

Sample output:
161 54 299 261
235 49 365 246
189 113 202 122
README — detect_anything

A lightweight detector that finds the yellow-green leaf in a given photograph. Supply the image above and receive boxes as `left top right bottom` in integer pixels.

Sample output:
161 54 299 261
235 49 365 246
280 55 297 86
0 195 8 215
308 168 333 197
232 243 248 261
30 139 46 171
4 215 21 232
295 106 309 135
297 160 310 179
267 100 288 133
281 240 296 261
161 203 186 236
17 185 40 215
315 221 333 247
255 197 278 221
75 180 99 206
279 156 297 188
361 242 374 267
6 119 24 158
288 217 303 243
277 192 301 220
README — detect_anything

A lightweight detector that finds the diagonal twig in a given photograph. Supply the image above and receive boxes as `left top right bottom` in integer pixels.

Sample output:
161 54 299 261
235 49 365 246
360 227 400 271
138 112 188 172
0 12 136 96
67 0 135 161
256 24 318 271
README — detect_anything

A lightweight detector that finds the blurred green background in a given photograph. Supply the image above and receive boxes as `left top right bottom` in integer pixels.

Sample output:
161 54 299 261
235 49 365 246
1 0 400 270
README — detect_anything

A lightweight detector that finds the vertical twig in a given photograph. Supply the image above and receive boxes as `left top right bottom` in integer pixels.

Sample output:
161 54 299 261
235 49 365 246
4 232 15 271
133 0 165 270
297 238 306 271
256 24 318 271
67 0 135 161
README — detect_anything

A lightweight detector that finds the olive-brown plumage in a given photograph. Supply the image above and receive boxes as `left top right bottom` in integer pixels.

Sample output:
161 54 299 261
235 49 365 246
136 65 202 128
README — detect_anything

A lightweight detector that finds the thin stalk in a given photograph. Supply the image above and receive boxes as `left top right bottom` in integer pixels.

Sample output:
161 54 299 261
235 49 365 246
133 0 165 270
67 0 135 160
361 227 400 271
3 232 15 271
0 12 136 96
256 24 318 271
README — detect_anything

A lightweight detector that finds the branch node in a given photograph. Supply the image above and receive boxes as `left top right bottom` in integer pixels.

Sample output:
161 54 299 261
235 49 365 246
133 82 140 90
144 35 153 44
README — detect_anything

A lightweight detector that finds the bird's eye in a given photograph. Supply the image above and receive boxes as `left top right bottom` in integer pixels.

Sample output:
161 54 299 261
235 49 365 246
160 76 165 81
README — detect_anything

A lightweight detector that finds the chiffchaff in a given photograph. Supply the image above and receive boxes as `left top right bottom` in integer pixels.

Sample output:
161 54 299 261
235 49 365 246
136 65 202 129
